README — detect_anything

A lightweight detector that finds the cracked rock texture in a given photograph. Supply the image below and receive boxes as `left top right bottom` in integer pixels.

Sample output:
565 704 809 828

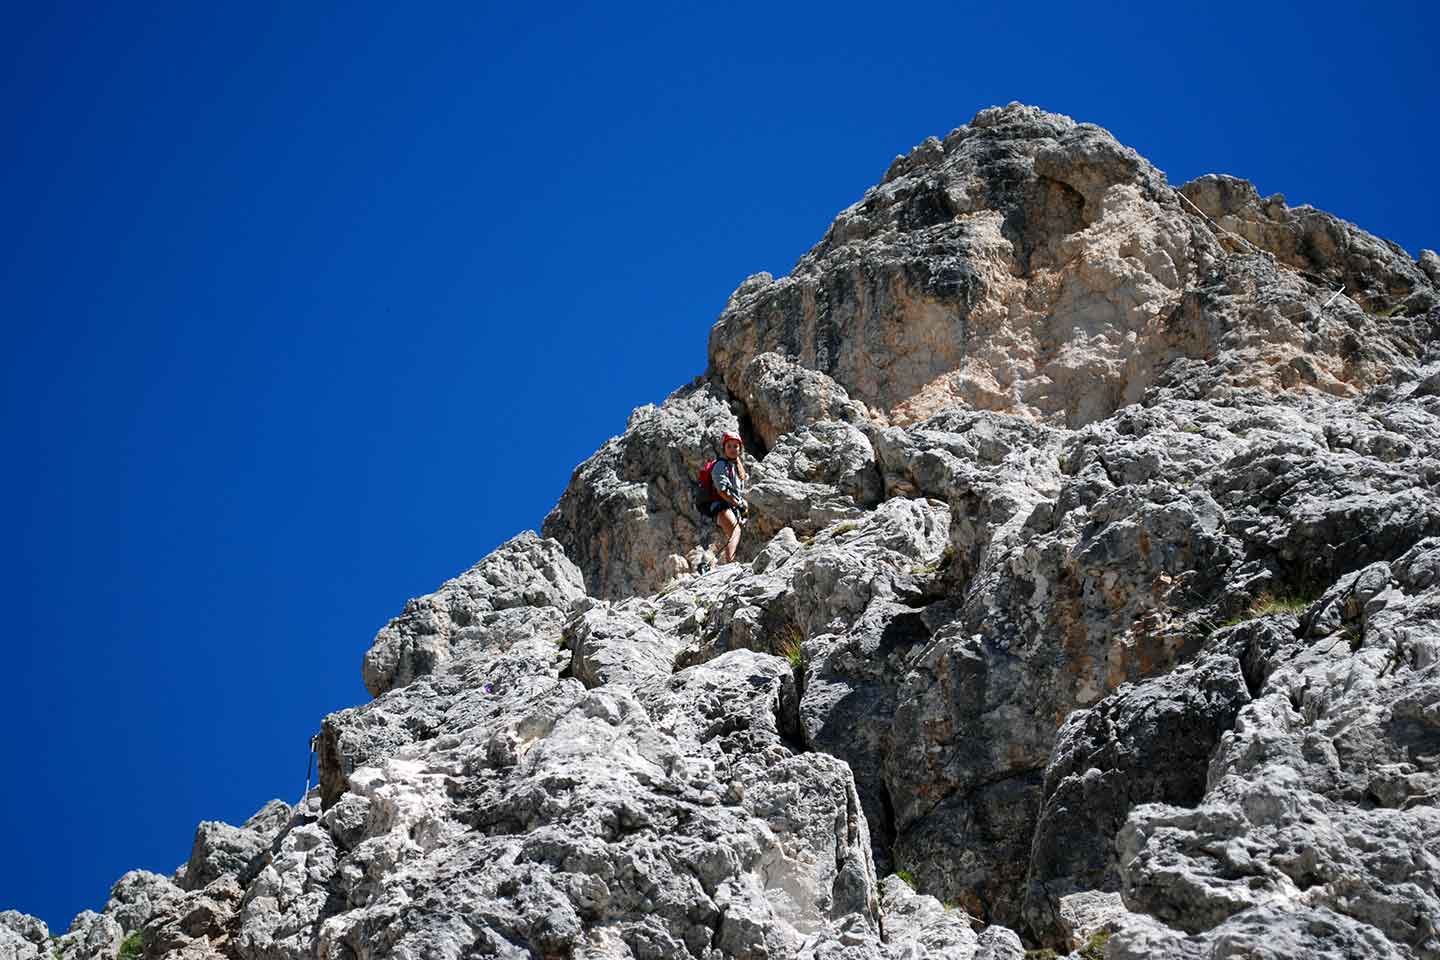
12 103 1440 959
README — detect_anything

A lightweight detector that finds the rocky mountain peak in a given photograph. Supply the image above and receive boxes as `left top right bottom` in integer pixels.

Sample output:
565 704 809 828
712 102 1434 433
10 103 1439 960
551 102 1438 601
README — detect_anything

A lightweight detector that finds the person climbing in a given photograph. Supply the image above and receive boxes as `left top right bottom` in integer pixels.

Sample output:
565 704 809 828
698 430 748 571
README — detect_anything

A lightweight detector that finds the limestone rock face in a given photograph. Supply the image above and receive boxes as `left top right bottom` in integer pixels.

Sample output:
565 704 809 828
1421 249 1440 287
177 802 296 896
1019 622 1274 942
0 913 49 960
362 531 585 696
326 603 571 809
745 419 882 545
103 872 184 938
315 646 889 958
52 912 123 960
543 381 740 600
710 104 1435 431
1112 539 1440 958
737 352 873 451
565 599 682 690
18 103 1440 960
1180 174 1438 317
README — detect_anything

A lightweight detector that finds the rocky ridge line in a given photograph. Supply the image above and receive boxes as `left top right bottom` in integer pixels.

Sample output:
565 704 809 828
6 102 1439 960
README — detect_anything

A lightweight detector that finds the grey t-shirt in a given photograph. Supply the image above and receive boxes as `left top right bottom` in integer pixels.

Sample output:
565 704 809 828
711 457 744 502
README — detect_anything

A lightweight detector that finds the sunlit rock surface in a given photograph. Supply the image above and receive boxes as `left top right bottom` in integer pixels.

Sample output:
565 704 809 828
13 103 1440 959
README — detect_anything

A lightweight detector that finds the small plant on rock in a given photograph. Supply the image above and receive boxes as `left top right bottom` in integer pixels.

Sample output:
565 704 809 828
1078 930 1111 960
118 932 144 960
895 868 916 888
912 545 954 577
1249 589 1319 618
776 623 805 670
1212 587 1324 635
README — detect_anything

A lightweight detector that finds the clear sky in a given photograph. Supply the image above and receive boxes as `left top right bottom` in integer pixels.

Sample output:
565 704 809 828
2 0 1435 934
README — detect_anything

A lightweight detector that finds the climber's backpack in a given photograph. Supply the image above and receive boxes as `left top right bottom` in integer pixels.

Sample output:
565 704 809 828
693 459 718 514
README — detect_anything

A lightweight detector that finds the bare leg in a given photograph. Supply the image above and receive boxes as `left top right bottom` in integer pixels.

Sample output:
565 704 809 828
708 511 727 565
717 508 741 563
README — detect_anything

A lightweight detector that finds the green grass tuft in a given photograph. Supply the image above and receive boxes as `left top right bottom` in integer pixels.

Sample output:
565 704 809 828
1078 930 1112 960
912 545 956 577
776 623 805 670
1249 590 1318 617
895 868 916 888
118 932 144 960
1212 587 1325 634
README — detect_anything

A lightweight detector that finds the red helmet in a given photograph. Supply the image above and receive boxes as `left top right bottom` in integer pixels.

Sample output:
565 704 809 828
721 430 744 449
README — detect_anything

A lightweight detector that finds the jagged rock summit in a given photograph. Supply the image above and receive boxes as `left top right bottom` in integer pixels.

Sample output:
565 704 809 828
10 103 1439 960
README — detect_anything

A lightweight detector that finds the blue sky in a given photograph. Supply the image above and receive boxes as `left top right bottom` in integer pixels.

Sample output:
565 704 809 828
2 0 1435 934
